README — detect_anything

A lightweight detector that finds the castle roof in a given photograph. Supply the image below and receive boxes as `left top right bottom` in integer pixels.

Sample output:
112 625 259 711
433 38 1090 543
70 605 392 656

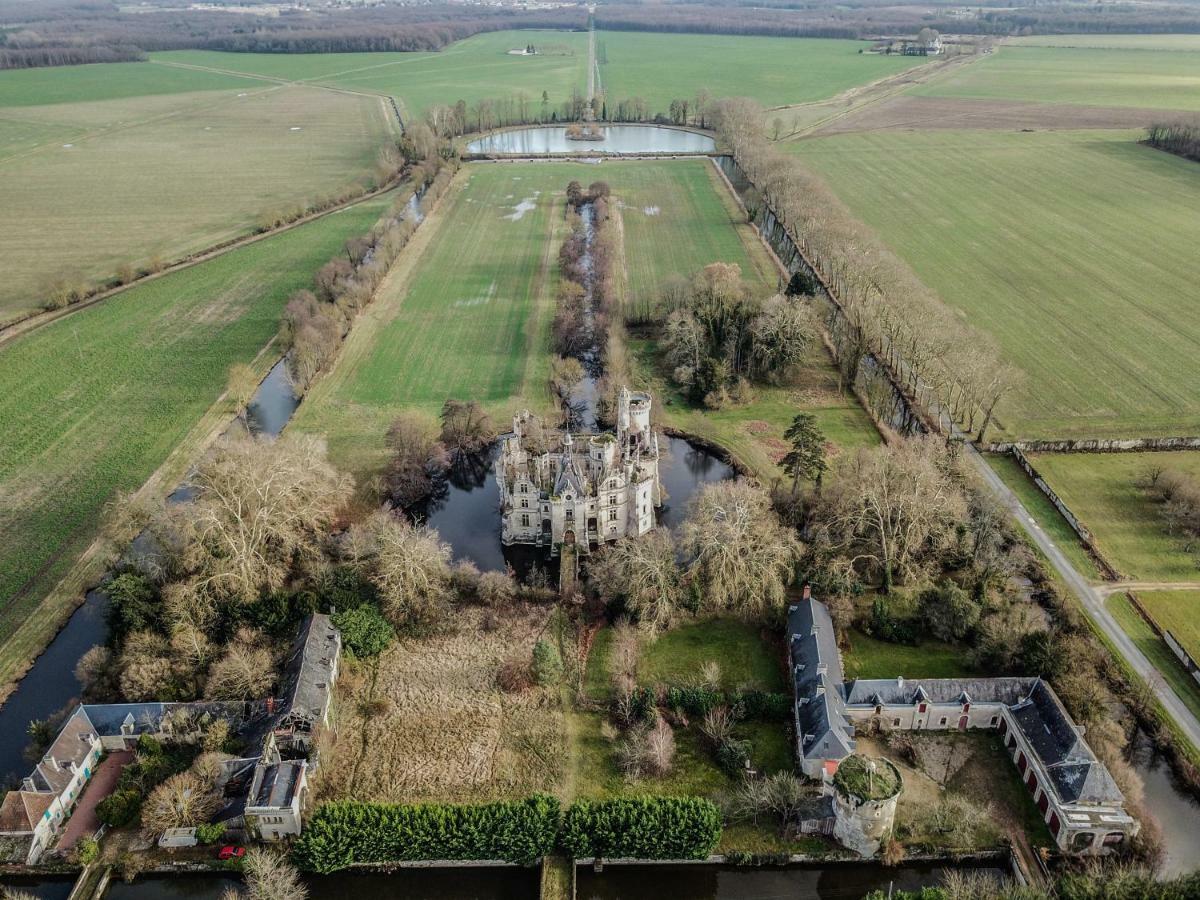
789 597 855 765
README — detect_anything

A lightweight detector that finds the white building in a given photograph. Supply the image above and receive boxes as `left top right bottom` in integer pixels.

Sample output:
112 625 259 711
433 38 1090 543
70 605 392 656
496 388 661 554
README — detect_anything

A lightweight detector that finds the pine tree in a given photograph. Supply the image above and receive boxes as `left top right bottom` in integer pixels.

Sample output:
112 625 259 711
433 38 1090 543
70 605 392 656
781 413 827 495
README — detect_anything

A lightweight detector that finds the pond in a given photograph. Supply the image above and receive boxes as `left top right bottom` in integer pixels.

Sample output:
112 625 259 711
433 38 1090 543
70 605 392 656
0 874 75 899
466 125 715 156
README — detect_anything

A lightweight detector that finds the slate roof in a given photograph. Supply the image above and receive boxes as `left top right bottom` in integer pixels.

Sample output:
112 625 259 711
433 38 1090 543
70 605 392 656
278 614 339 726
788 597 855 765
1008 680 1123 805
843 677 1036 708
79 703 168 737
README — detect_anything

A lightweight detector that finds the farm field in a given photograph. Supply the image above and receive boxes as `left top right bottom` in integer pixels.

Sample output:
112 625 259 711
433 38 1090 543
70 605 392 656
1010 34 1200 51
596 33 925 114
1106 593 1200 724
155 30 590 122
0 66 393 322
910 44 1200 111
0 189 394 647
1030 450 1200 581
786 129 1200 440
294 158 797 480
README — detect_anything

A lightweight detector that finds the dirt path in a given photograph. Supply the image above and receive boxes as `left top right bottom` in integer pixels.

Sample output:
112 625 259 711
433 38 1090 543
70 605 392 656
586 15 597 104
1097 581 1200 596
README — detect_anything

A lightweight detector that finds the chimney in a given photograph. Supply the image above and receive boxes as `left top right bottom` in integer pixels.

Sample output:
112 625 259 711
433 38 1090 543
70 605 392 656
802 584 812 601
897 676 904 691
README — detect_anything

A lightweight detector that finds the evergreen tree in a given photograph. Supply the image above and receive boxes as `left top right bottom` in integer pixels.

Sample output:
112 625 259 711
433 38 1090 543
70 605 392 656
781 413 827 494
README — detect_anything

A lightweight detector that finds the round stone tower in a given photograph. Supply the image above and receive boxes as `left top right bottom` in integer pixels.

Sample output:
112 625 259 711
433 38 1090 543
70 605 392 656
831 755 902 857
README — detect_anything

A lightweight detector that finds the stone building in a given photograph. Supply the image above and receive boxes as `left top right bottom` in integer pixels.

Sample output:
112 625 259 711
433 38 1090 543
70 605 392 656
788 590 1139 856
495 388 661 554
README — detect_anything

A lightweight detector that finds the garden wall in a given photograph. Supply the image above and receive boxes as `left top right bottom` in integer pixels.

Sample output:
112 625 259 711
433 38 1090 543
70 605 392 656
986 437 1200 454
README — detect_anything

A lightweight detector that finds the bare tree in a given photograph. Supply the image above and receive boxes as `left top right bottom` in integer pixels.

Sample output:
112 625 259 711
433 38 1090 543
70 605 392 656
141 772 219 836
205 641 273 701
242 848 309 900
346 511 452 630
679 481 802 616
173 435 351 602
226 363 258 419
812 436 967 592
385 412 448 509
589 529 683 636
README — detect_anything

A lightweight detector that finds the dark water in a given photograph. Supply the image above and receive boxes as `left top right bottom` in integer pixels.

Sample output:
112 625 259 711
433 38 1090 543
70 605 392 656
466 125 715 156
0 875 74 899
578 861 1009 899
98 869 538 899
1129 728 1200 876
0 589 109 785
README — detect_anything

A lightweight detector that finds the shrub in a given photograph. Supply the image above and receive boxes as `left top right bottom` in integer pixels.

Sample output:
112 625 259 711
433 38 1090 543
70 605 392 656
715 738 751 777
195 822 227 845
559 797 721 860
96 788 143 828
75 837 99 865
532 639 563 686
292 796 561 873
665 686 723 718
333 604 396 659
736 691 790 721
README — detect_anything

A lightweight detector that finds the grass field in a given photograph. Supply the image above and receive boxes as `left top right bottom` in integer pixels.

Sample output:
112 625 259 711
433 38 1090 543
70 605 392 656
1137 591 1200 660
155 30 590 121
1010 35 1200 52
0 66 392 321
1030 451 1200 581
787 129 1200 440
985 453 1101 581
910 44 1200 111
0 190 394 645
842 629 978 680
1107 593 1200 724
638 618 785 693
597 33 924 114
294 158 801 479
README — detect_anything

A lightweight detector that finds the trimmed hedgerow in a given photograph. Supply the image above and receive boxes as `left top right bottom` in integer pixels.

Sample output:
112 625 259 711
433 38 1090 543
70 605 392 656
292 795 561 873
663 686 789 721
559 797 721 860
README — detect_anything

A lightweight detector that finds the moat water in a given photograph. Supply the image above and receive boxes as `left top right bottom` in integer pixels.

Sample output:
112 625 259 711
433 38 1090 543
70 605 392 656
466 124 715 156
1 860 1008 899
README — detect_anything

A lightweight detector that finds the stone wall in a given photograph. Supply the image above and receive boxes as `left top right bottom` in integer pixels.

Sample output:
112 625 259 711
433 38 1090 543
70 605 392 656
986 436 1200 454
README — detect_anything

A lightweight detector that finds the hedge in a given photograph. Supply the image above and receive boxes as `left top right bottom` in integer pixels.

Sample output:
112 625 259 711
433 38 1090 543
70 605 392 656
663 686 790 721
559 797 721 860
292 795 561 873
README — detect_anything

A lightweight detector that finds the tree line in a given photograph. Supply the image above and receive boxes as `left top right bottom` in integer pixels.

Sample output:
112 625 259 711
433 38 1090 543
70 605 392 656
712 96 1017 440
1146 120 1200 163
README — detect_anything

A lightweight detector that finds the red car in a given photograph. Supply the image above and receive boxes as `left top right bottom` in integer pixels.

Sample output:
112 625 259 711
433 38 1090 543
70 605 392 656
217 846 245 861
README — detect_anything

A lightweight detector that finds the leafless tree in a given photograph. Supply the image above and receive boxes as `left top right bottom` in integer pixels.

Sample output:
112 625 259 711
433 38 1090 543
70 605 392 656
346 511 452 630
205 642 274 701
589 529 683 636
680 481 802 616
141 772 220 836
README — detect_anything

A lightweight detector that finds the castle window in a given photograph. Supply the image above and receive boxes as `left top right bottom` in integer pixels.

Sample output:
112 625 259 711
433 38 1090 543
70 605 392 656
892 718 900 727
609 510 617 521
520 483 528 493
521 498 529 508
566 508 574 520
609 495 617 506
521 514 530 527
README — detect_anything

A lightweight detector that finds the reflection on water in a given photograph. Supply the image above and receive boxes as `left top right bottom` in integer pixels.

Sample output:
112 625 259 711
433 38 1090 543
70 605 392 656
0 589 108 785
413 433 733 578
0 875 74 899
578 861 1009 899
1129 728 1200 875
467 125 716 156
97 869 539 900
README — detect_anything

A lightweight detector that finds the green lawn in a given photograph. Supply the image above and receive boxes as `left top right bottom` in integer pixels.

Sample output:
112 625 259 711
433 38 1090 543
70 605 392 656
1032 451 1200 581
1106 593 1200 724
0 79 392 321
155 30 590 121
985 453 1101 581
638 618 785 693
294 158 794 480
910 44 1200 111
597 33 924 114
618 159 776 301
842 629 978 680
0 189 395 645
787 129 1200 440
1135 591 1200 661
0 60 264 107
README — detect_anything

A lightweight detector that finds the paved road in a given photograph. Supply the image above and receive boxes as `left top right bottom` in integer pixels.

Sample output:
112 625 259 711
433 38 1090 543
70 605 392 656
967 445 1200 750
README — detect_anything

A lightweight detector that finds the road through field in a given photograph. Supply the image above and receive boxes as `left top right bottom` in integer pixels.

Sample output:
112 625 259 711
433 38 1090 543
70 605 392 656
968 445 1200 751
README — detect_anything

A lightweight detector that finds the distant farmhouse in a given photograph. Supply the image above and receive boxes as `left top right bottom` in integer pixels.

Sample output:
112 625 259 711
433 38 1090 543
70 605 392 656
872 28 943 56
0 615 340 864
788 590 1139 856
496 388 661 554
